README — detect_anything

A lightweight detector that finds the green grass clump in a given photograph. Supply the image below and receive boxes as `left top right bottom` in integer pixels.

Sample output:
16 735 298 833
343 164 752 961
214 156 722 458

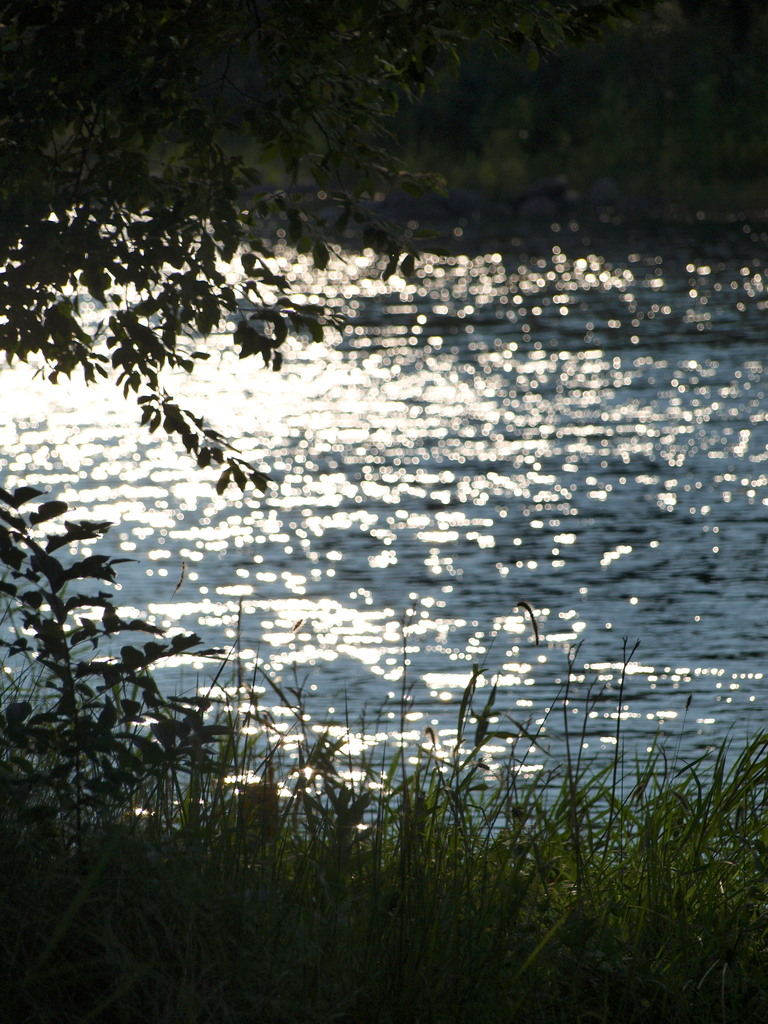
2 487 768 1023
4 701 768 1024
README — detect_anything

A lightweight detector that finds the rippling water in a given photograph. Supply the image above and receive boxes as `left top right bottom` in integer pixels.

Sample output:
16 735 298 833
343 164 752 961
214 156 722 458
2 219 768 770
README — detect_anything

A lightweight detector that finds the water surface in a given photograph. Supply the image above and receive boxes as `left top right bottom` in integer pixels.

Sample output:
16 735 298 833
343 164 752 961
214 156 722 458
2 218 767 771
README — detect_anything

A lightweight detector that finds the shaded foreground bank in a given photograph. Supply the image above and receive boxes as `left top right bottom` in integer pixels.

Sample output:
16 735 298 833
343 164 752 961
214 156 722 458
2 490 768 1024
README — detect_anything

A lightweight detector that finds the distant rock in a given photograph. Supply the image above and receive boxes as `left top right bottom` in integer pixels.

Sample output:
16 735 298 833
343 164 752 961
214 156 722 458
355 174 663 247
582 176 623 212
514 176 573 223
517 194 559 223
373 187 492 226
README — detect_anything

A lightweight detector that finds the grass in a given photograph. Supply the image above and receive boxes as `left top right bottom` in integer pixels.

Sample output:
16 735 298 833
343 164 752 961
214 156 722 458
4 658 768 1023
2 489 768 1023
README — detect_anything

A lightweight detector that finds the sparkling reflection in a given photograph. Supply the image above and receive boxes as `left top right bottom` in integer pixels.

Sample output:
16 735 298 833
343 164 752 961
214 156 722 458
2 223 768 768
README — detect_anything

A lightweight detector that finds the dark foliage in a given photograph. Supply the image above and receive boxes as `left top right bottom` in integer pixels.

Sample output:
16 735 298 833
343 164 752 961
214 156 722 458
0 485 227 846
0 0 652 490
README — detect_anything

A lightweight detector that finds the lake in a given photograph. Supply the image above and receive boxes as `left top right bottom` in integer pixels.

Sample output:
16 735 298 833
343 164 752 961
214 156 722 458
2 216 768 773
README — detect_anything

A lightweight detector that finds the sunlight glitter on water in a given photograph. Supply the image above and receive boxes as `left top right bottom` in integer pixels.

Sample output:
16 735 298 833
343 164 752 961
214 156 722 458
2 224 768 766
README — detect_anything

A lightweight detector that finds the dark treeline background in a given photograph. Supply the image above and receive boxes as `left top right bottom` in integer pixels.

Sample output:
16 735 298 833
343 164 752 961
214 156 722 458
390 0 768 214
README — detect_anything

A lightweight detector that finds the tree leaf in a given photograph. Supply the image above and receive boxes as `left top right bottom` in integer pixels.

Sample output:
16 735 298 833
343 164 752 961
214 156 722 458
29 501 70 526
400 253 416 277
3 487 46 509
4 700 32 728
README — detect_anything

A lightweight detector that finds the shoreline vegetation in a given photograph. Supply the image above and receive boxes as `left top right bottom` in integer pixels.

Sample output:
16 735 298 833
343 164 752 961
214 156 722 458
3 494 768 1023
362 179 768 259
3 4 767 1019
386 3 768 225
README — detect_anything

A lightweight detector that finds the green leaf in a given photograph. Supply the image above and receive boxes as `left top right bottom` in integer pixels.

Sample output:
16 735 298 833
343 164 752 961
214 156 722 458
383 253 399 279
120 646 145 671
63 554 118 583
169 632 202 655
399 179 426 197
0 507 25 532
4 700 32 728
46 520 113 553
312 241 329 270
151 718 189 750
307 318 324 343
518 11 536 35
98 701 118 731
29 501 69 525
141 641 167 664
400 254 416 277
2 487 46 509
